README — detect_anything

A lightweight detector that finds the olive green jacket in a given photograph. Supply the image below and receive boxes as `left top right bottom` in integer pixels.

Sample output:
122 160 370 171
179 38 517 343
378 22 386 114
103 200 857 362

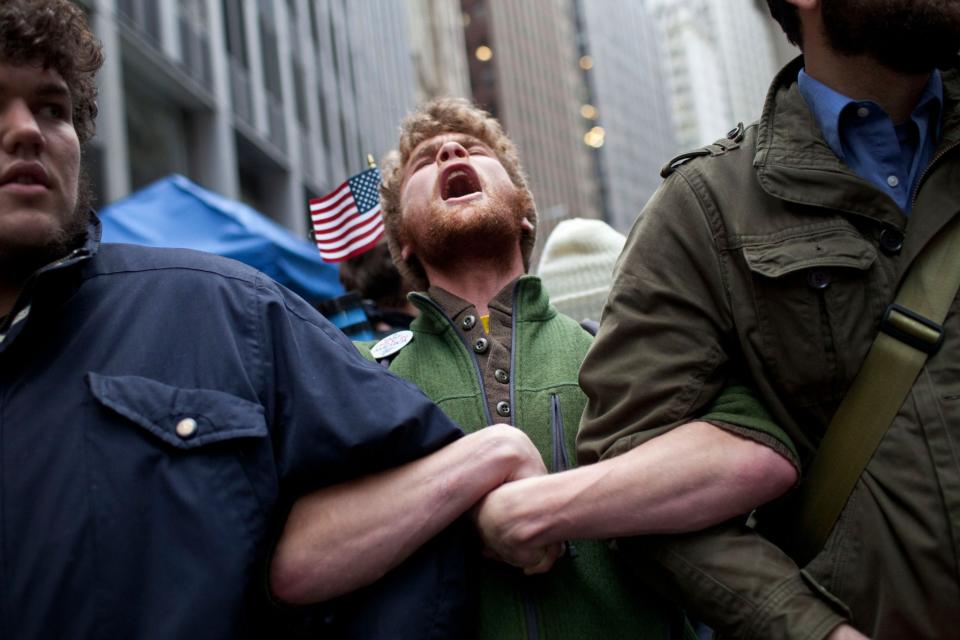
578 57 960 640
359 276 688 639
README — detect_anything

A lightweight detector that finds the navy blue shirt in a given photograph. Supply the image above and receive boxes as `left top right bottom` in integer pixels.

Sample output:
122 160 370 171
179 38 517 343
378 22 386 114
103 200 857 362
0 225 463 639
798 68 943 213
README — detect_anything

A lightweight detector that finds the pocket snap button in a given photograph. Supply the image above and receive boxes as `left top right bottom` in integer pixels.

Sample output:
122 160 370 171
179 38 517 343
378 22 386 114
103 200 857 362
807 269 831 290
176 417 198 439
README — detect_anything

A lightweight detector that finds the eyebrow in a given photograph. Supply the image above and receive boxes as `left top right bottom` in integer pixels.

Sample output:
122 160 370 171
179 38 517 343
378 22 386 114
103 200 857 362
35 83 70 99
0 82 70 100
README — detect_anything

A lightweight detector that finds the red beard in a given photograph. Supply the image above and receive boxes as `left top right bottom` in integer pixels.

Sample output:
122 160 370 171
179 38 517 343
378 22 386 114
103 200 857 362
402 182 535 272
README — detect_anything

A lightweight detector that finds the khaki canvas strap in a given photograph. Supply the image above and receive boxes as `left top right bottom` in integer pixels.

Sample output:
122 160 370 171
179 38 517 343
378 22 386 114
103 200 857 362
794 216 960 565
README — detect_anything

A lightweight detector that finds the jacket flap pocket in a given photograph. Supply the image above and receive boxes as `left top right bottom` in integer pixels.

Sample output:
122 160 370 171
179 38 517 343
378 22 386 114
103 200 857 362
743 227 877 278
86 373 267 450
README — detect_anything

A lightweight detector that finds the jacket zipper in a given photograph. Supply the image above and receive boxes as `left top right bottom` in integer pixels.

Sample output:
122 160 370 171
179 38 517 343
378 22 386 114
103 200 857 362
549 393 578 559
549 394 569 472
523 584 540 640
911 139 960 208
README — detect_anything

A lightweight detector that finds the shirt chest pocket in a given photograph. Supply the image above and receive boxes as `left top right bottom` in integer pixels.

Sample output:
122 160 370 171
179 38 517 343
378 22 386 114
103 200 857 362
82 373 274 632
86 372 268 449
742 226 881 407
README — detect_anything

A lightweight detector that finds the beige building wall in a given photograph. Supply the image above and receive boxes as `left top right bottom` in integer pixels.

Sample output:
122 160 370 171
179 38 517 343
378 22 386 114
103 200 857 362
407 0 473 103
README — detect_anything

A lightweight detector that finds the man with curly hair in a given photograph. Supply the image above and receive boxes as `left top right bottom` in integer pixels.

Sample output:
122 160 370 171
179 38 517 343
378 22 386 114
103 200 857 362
274 97 800 638
0 3 548 638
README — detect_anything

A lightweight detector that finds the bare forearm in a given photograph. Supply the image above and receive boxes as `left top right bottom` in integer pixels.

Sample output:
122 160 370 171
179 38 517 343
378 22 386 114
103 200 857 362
480 421 797 549
270 424 535 603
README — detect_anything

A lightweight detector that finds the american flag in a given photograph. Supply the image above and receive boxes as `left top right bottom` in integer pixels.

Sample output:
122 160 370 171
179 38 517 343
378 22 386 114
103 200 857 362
310 167 384 263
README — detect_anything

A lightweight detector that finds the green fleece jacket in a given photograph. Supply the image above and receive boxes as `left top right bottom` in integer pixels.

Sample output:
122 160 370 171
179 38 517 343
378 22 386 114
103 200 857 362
358 276 689 640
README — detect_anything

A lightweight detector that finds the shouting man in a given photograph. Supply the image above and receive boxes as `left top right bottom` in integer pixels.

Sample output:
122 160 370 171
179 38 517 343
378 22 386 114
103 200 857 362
270 98 798 639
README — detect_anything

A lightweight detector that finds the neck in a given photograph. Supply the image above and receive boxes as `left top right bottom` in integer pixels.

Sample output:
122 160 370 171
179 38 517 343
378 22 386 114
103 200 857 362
424 252 525 316
803 48 931 124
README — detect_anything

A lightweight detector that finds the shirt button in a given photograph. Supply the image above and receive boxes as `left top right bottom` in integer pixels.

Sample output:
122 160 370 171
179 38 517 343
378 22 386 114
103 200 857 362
496 401 511 417
879 227 904 255
807 269 831 290
461 315 477 331
887 175 900 188
176 417 198 439
495 368 510 384
474 337 489 354
856 106 870 118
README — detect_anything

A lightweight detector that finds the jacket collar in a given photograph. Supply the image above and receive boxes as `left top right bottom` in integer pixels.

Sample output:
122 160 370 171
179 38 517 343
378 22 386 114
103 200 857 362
409 275 554 334
30 213 100 281
0 213 100 350
754 57 960 230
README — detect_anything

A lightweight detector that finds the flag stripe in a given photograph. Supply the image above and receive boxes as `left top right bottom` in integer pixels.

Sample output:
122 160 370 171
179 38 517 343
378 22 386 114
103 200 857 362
318 224 385 261
311 200 368 230
315 211 383 250
309 183 350 212
319 222 384 258
312 206 381 242
310 190 353 218
327 233 384 263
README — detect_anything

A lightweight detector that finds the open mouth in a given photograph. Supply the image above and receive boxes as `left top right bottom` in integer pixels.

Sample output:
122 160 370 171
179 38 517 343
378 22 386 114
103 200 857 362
440 166 482 201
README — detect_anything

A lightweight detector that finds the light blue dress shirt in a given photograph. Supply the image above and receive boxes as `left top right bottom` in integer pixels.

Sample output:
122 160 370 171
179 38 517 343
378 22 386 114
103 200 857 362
797 68 943 213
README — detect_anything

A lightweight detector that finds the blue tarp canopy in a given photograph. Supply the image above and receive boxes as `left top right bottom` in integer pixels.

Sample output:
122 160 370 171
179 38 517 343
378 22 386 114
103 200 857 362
99 174 343 305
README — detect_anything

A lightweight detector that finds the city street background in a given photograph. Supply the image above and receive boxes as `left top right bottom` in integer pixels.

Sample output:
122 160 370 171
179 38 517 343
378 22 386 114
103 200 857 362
75 0 798 260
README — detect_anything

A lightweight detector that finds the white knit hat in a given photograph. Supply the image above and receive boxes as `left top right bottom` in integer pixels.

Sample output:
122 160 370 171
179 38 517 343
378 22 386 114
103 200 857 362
536 218 626 323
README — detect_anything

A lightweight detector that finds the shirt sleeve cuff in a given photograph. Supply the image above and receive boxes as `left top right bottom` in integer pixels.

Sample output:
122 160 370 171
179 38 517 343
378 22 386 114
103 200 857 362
744 572 849 640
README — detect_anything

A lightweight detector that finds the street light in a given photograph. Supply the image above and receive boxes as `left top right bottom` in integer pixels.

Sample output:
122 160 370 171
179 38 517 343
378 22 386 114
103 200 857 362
584 126 605 148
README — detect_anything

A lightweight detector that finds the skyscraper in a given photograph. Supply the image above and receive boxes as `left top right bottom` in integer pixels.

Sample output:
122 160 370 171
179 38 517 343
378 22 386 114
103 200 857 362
78 0 417 238
648 0 781 149
407 0 472 103
461 0 600 251
575 0 677 231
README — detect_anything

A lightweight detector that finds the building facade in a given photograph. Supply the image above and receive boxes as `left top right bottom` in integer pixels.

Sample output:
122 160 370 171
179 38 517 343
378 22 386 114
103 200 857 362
461 0 600 253
407 0 472 103
647 0 781 149
575 0 677 231
76 0 417 238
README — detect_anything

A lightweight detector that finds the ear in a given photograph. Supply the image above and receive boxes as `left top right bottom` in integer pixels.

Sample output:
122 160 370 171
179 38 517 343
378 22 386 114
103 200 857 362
521 218 535 233
400 243 413 261
785 0 818 10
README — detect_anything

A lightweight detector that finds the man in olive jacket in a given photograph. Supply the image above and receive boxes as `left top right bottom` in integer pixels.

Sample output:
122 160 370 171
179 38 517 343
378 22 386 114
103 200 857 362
577 1 960 639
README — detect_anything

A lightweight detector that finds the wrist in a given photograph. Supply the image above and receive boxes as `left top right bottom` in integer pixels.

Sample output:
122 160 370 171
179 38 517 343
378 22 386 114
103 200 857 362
476 424 536 483
488 475 560 548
